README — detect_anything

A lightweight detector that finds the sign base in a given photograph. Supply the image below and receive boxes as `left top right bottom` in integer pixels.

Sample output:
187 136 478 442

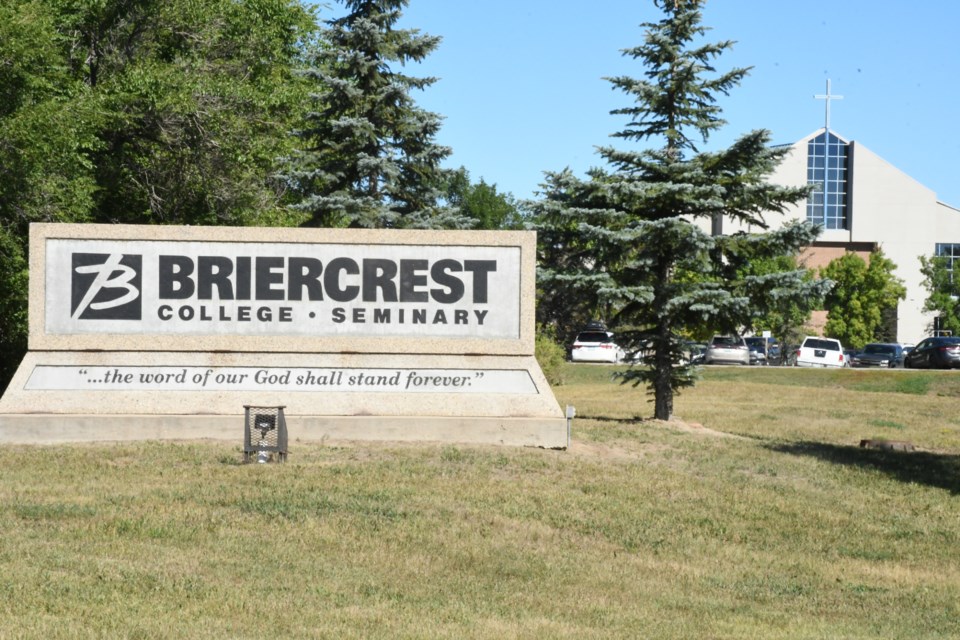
0 351 568 448
0 414 567 449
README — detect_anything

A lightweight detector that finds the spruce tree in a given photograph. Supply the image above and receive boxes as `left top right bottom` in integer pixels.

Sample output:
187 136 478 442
287 0 461 228
532 0 829 420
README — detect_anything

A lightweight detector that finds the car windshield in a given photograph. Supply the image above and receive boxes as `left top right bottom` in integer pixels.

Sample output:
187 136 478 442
863 345 896 355
576 332 611 344
712 336 741 347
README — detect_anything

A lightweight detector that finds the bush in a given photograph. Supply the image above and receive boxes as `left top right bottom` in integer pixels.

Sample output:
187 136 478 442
535 324 567 386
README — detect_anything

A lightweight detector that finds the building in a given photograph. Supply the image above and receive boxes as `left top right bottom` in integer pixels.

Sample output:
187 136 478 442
715 124 960 346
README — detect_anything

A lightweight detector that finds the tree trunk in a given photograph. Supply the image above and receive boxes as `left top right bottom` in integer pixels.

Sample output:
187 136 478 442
653 260 673 421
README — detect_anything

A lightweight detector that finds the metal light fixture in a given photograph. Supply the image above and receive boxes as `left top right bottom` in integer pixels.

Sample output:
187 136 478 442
243 405 288 463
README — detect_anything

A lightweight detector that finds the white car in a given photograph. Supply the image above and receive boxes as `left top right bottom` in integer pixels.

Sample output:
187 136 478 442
570 329 625 363
795 336 845 368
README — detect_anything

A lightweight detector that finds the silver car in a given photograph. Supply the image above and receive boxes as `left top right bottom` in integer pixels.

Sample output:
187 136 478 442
704 335 750 365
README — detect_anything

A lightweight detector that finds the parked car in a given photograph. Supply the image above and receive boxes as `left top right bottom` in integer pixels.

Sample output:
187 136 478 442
570 328 625 363
765 342 785 365
782 344 800 366
903 336 960 369
704 335 750 366
745 336 771 365
682 341 707 366
795 336 845 368
849 343 905 368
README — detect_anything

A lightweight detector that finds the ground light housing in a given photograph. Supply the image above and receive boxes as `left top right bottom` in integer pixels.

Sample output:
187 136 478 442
243 405 288 463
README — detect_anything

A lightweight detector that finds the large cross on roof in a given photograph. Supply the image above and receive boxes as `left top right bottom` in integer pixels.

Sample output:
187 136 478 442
814 79 843 132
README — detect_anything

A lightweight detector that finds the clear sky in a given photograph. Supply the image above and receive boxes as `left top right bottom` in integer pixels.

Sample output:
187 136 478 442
329 1 960 208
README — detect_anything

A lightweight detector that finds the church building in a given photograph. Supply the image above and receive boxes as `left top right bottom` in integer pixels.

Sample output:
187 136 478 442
715 84 960 346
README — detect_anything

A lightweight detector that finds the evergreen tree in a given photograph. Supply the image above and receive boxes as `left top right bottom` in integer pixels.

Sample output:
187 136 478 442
531 168 623 345
531 0 828 420
919 254 960 336
286 0 462 229
739 254 820 358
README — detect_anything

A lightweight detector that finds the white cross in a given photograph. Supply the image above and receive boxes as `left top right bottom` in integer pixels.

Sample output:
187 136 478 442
814 79 843 131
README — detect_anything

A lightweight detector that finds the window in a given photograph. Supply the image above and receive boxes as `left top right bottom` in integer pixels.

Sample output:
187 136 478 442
806 131 849 230
802 337 841 351
576 332 612 343
935 243 960 274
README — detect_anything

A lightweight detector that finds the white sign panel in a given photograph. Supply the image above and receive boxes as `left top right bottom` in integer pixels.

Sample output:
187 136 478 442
44 239 521 339
25 366 538 394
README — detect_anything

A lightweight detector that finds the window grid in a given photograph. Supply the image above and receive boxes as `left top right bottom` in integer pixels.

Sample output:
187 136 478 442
935 243 960 283
806 132 849 230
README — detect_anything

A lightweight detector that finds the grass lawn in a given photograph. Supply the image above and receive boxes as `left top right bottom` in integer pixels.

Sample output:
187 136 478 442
1 365 958 638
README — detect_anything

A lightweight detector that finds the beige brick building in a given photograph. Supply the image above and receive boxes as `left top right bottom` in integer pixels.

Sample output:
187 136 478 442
712 127 960 345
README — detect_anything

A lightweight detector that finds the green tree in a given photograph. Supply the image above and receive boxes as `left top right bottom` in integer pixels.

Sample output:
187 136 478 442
0 0 101 226
441 168 522 230
738 254 822 356
531 0 826 420
286 0 462 229
918 254 960 336
0 0 317 393
0 229 29 389
82 0 315 227
530 169 617 345
821 249 906 349
1 0 315 228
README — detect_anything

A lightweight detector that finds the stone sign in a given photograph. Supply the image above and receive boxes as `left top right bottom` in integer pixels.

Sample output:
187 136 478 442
0 224 567 448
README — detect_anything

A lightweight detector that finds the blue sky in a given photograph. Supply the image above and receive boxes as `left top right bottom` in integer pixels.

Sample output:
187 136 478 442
329 1 960 207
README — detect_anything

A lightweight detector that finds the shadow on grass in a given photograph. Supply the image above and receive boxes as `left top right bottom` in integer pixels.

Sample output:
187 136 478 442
769 441 960 495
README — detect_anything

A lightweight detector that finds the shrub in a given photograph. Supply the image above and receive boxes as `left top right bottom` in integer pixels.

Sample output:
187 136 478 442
536 324 567 386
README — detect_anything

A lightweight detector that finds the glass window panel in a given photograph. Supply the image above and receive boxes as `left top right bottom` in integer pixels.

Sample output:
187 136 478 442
806 131 848 229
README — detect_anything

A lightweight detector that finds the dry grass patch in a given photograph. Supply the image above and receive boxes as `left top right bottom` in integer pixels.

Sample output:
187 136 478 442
0 364 958 638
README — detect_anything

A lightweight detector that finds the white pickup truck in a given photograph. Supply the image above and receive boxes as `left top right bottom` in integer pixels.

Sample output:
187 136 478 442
795 336 845 368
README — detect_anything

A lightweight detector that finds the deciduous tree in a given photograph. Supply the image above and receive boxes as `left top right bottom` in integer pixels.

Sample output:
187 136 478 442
917 254 958 336
0 0 317 392
822 249 906 348
442 168 522 230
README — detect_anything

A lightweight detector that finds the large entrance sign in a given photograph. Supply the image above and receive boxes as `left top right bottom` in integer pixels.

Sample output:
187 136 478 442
0 224 566 448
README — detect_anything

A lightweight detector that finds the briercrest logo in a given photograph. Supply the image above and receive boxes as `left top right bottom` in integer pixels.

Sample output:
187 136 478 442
71 253 142 320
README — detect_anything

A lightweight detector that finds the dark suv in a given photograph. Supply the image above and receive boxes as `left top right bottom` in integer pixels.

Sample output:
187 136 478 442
850 343 905 368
